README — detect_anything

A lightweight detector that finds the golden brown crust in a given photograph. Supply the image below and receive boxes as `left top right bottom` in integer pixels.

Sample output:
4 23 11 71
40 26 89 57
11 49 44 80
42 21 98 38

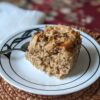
26 25 81 79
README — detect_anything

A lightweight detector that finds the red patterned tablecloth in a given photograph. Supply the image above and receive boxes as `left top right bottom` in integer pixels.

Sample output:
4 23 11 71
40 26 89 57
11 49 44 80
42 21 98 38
31 0 100 31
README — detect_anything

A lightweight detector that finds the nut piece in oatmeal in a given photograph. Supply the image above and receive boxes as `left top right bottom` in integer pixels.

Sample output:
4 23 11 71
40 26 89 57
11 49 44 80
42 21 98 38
26 25 81 79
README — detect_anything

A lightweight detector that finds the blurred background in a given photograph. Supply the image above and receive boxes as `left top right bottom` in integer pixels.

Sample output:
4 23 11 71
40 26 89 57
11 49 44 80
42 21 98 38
0 0 100 32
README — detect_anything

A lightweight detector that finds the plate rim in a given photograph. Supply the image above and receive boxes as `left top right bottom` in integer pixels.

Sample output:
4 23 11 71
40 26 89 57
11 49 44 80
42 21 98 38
0 24 100 95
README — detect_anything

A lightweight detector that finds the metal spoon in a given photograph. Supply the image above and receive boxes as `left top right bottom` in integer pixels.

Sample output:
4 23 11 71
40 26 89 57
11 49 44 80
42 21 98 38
0 42 29 55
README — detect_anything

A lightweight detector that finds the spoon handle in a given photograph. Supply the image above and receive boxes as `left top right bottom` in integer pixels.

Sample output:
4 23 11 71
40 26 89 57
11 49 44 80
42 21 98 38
0 49 22 55
0 42 29 55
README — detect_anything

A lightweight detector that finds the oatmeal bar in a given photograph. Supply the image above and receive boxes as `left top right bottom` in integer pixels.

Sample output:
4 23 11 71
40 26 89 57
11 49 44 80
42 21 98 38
26 25 81 79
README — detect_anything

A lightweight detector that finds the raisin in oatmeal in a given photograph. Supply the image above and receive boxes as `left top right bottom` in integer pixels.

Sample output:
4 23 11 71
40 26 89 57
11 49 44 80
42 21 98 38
26 25 81 79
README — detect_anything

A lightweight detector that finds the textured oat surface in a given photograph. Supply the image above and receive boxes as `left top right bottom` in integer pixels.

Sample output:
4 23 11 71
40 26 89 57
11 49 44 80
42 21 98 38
0 26 100 100
26 25 81 78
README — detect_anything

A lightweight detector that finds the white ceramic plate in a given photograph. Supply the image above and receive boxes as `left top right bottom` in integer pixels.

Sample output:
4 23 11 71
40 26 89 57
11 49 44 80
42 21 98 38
0 25 100 95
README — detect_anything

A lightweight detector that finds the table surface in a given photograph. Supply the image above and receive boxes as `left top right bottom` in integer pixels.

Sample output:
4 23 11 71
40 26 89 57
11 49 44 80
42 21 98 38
0 0 100 100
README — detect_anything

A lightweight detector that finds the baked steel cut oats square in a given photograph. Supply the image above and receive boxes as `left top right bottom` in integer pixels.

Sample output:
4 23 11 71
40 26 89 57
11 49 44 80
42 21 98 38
26 25 81 79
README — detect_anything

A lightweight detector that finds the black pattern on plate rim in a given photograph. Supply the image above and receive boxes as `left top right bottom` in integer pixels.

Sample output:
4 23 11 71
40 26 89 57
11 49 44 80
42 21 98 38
0 28 91 86
0 27 100 91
